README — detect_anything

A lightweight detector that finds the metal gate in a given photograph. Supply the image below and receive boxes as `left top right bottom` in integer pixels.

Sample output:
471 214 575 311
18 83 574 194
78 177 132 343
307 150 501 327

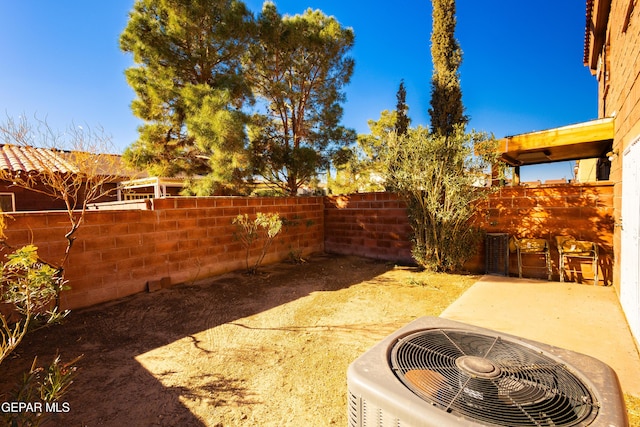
621 136 640 346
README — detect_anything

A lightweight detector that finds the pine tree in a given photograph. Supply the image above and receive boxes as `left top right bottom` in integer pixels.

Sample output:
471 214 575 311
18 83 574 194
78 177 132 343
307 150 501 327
245 4 356 195
120 0 253 194
428 0 467 136
395 80 410 136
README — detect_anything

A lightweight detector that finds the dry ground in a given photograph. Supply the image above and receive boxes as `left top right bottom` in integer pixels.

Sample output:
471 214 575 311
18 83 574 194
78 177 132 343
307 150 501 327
1 254 480 426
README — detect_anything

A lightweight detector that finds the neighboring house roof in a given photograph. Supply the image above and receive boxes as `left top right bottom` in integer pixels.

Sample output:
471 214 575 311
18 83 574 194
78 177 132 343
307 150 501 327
0 144 79 174
0 144 138 180
61 151 134 179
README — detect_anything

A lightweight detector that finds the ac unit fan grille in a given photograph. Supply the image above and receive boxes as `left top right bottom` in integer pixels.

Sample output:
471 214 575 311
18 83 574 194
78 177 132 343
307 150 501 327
390 329 599 426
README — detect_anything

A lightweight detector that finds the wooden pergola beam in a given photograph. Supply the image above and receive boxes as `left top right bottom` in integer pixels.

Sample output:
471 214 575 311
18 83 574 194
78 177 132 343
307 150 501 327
497 118 614 166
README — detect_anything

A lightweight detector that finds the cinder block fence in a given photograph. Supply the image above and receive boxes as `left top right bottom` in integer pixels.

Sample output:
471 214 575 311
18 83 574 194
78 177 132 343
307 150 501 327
324 192 413 264
1 197 324 310
474 182 614 283
0 183 614 310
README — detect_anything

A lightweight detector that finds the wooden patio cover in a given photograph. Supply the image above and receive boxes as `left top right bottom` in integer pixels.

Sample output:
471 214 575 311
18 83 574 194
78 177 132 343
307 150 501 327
497 117 614 166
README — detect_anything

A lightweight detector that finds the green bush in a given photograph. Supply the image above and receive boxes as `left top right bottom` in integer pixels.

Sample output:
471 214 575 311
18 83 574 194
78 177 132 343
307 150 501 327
1 245 67 364
1 245 79 427
385 125 496 272
233 213 283 273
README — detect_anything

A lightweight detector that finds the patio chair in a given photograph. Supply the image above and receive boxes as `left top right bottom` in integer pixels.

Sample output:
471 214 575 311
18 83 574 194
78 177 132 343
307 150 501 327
555 236 599 285
510 237 552 281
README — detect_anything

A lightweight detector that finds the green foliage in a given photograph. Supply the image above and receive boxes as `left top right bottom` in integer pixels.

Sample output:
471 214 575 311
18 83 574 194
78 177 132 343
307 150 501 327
388 0 491 271
1 245 68 365
182 85 252 194
120 0 253 193
287 247 306 264
249 187 287 197
246 4 356 195
329 84 414 194
2 354 80 427
120 1 356 195
407 276 440 290
429 0 467 136
385 126 496 272
233 213 283 273
329 110 396 194
3 246 59 314
357 110 398 172
1 246 76 426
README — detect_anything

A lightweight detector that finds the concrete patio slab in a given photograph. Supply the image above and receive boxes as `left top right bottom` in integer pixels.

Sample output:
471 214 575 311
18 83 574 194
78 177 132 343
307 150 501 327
440 275 640 396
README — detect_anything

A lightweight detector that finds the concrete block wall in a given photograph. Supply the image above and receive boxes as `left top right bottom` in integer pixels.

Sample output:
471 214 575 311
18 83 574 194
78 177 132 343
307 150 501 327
0 184 614 310
0 196 324 310
323 185 614 283
474 183 615 283
324 192 413 264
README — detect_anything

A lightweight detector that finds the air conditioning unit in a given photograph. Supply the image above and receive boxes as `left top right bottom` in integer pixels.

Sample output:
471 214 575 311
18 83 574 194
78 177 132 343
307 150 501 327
347 317 627 427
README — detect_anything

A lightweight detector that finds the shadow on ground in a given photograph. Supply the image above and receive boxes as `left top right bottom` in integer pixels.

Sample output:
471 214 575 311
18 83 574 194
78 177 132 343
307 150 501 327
0 254 396 426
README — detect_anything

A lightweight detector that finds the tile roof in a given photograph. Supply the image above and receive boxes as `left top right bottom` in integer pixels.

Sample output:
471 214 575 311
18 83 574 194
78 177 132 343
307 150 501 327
0 144 79 174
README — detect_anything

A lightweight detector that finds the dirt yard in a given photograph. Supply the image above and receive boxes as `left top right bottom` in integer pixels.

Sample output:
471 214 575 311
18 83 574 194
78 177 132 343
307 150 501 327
1 254 480 426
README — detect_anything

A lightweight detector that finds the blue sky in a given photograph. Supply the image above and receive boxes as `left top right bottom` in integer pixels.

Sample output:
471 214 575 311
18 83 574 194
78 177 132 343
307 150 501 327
1 1 596 181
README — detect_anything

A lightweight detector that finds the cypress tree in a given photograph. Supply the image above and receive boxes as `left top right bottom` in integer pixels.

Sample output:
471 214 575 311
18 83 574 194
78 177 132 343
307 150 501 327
428 0 467 136
395 80 410 136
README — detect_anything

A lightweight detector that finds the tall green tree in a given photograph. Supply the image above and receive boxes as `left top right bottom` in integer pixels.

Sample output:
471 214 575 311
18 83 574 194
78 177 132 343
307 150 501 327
329 110 395 194
120 0 253 194
395 80 410 136
383 0 497 272
429 0 467 136
357 110 397 173
246 3 356 195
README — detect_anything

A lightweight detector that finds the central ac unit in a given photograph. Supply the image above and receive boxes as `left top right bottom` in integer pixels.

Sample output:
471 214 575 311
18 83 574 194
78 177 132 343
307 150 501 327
347 317 627 427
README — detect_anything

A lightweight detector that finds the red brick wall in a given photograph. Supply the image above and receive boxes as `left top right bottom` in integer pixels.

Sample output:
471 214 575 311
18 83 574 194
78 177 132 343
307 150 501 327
473 183 614 283
323 185 614 283
0 185 614 310
0 196 324 310
324 192 413 264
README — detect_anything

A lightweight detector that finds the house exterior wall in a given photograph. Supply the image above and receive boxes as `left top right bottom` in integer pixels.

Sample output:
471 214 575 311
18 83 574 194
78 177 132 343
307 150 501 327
599 0 640 348
0 180 119 212
591 0 640 293
0 182 68 211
